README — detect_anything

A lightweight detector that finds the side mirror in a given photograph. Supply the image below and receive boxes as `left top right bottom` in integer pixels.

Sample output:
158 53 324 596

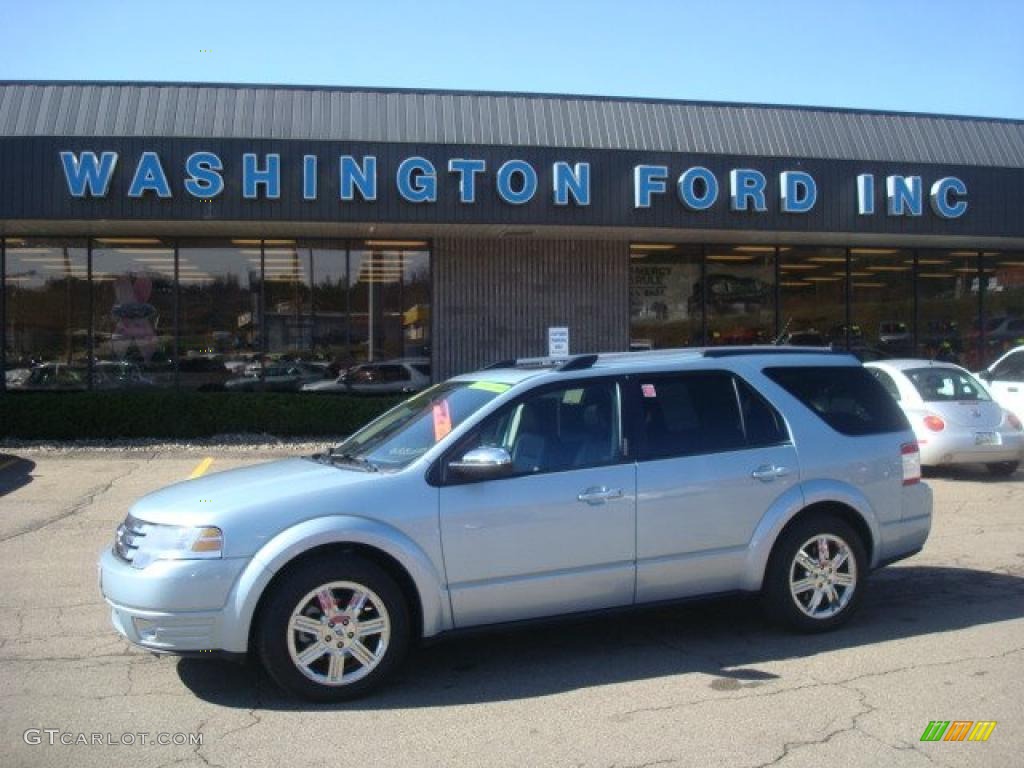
448 446 513 479
978 370 993 382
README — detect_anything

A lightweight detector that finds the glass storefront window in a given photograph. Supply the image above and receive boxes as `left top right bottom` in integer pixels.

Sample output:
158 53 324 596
262 240 313 361
778 247 846 348
308 241 350 374
4 238 89 390
981 250 1024 366
849 248 913 357
177 241 262 391
704 245 775 346
629 244 702 349
91 238 175 388
348 241 430 364
918 249 979 368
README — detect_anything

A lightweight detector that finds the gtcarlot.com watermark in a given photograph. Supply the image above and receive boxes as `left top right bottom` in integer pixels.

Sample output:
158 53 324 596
24 729 202 747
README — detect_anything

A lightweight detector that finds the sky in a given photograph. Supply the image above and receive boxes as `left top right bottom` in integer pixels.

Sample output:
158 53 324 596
0 0 1022 119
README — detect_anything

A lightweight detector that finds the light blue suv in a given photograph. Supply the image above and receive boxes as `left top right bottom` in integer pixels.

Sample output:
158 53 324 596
99 348 932 700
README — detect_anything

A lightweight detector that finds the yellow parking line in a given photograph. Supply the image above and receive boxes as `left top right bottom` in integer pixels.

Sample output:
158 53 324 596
189 457 214 480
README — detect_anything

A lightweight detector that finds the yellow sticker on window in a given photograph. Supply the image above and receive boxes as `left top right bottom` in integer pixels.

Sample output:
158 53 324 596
469 381 511 393
562 388 585 404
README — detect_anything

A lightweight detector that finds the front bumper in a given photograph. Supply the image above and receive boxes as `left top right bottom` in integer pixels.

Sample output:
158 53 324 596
917 428 1024 467
98 547 248 653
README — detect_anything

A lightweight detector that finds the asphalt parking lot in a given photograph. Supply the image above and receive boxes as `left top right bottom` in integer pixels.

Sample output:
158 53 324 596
0 447 1022 768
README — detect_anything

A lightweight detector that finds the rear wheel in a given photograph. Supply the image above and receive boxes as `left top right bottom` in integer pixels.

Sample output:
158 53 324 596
763 514 866 633
985 461 1019 477
257 555 410 701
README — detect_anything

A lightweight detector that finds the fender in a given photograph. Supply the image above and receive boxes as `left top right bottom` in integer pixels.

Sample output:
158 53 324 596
740 478 880 592
218 515 452 653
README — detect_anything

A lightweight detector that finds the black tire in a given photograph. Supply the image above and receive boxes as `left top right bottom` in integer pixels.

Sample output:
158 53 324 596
985 461 1019 477
763 514 867 633
257 555 411 701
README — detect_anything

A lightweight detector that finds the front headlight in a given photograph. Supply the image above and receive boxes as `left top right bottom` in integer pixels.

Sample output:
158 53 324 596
115 515 223 569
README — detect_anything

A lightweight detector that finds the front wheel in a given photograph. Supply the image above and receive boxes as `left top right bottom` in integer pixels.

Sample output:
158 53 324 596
257 555 410 701
985 461 1019 477
763 515 866 633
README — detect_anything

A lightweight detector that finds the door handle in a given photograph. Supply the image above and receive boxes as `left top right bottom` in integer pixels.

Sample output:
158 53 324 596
577 486 624 505
751 464 790 482
1009 387 1019 393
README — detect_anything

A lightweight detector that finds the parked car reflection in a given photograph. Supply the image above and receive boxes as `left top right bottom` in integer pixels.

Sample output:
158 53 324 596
302 359 431 395
225 363 330 392
14 363 88 390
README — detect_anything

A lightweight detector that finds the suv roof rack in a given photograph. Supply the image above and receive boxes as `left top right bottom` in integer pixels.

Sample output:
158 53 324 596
481 354 600 372
703 346 846 358
481 346 847 372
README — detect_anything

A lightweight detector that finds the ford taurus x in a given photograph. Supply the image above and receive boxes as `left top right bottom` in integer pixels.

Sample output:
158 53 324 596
99 348 932 700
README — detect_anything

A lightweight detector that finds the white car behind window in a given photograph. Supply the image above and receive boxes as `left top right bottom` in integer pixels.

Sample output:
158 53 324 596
979 346 1024 422
866 359 1024 476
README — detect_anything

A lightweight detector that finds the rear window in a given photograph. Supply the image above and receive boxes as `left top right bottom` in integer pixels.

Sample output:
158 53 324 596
764 366 909 436
904 367 990 402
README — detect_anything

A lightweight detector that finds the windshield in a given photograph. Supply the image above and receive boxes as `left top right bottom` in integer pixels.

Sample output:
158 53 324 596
905 367 991 402
331 380 511 469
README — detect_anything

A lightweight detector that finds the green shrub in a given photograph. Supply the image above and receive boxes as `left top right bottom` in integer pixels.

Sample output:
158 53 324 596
0 392 404 439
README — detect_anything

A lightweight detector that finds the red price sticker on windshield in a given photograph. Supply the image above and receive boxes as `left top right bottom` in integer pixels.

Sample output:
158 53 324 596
641 383 657 398
432 400 453 442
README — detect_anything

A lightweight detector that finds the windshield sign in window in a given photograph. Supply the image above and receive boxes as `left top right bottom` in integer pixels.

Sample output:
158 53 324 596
332 380 510 469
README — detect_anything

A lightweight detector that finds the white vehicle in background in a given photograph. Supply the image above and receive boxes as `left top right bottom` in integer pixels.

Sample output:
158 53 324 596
302 359 431 395
978 345 1024 422
866 359 1024 476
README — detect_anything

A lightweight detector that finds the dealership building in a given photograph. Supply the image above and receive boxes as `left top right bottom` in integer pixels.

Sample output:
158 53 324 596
1 80 1023 392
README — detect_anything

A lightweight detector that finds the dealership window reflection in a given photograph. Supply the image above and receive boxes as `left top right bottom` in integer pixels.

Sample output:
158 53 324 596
981 250 1024 366
262 241 312 360
704 246 775 346
918 250 980 368
778 247 846 348
4 238 89 390
91 238 175 388
301 241 349 376
629 244 702 349
849 248 913 357
348 242 430 363
177 241 262 390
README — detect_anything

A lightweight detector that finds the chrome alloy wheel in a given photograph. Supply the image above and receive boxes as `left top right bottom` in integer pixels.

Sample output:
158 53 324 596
286 581 391 686
788 534 858 619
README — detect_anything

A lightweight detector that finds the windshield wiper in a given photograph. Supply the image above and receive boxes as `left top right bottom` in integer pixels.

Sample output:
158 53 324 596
325 448 379 472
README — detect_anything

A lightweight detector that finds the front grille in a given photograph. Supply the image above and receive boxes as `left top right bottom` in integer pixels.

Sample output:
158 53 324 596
114 514 147 562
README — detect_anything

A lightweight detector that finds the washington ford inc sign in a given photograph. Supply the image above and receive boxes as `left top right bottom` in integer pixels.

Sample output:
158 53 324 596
58 150 969 219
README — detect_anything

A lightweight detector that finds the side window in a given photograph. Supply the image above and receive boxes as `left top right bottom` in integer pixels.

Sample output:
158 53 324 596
450 380 621 478
635 372 746 460
735 377 790 447
868 368 901 401
993 351 1024 382
348 366 373 383
764 366 909 436
378 365 410 382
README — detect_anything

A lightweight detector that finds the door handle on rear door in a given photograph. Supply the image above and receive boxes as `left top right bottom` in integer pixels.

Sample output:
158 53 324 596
751 464 790 482
577 486 624 505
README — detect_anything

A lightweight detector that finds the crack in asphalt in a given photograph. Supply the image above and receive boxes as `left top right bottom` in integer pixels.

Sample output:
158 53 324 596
615 645 1024 723
0 459 149 543
747 682 875 768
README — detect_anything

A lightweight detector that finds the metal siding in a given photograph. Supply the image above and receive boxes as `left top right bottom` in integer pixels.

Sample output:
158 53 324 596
433 237 629 378
2 83 1024 169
